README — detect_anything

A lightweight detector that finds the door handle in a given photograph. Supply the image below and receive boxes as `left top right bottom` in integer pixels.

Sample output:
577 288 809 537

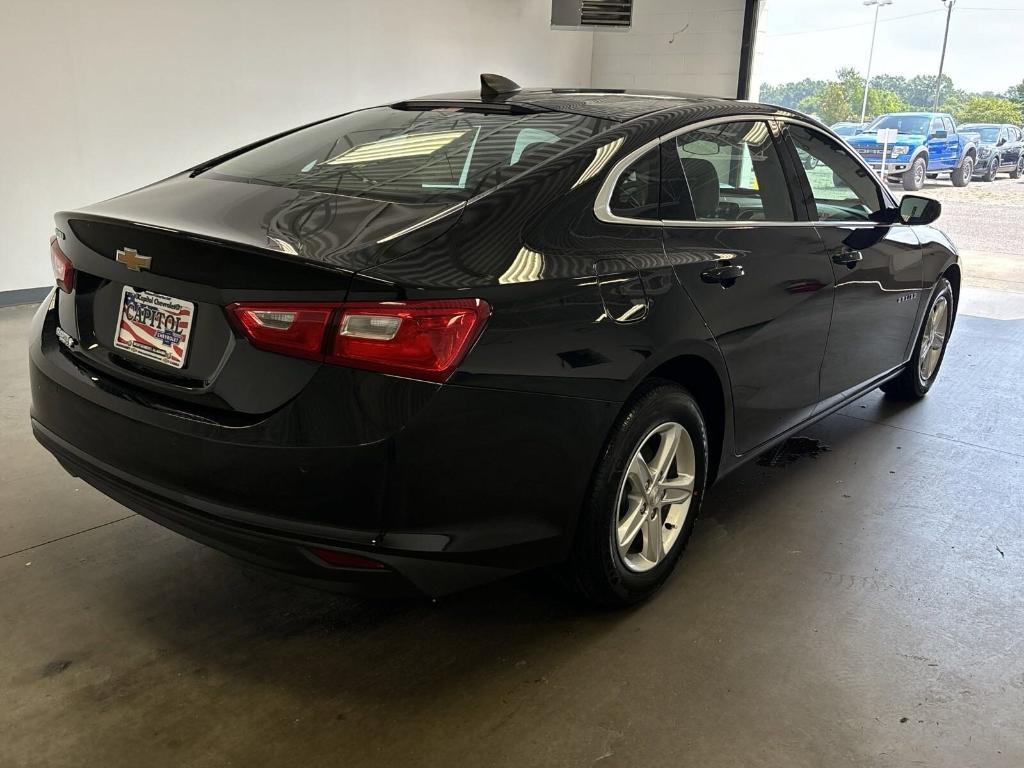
831 249 863 268
700 262 745 286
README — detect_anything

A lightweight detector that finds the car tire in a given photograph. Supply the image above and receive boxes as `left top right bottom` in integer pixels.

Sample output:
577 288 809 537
1012 156 1024 179
881 278 954 400
950 156 973 187
983 157 999 182
565 381 708 608
902 157 926 191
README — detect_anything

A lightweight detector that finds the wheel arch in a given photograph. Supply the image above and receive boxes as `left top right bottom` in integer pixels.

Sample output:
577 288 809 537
634 354 729 485
941 261 961 316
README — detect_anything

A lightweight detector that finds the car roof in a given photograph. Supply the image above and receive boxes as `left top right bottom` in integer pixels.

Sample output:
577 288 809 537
400 87 751 122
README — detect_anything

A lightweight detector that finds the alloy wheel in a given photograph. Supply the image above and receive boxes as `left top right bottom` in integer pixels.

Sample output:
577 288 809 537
914 162 925 187
614 422 696 573
918 295 950 384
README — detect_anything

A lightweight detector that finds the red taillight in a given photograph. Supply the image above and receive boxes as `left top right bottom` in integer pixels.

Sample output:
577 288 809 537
307 547 388 570
50 236 74 292
226 302 337 361
226 299 489 382
329 300 490 382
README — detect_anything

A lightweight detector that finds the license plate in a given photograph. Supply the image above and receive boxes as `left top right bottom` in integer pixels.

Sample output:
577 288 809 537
113 286 194 369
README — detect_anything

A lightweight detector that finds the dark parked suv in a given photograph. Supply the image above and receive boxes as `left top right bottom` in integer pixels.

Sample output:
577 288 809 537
30 77 960 607
961 123 1024 181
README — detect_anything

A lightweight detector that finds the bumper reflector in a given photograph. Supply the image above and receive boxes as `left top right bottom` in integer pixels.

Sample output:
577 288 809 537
307 547 388 570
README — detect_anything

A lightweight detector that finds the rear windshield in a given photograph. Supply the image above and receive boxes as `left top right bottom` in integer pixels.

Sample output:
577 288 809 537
207 106 611 204
866 115 930 135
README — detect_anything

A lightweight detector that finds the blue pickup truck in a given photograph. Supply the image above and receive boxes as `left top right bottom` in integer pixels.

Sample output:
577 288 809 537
844 112 978 191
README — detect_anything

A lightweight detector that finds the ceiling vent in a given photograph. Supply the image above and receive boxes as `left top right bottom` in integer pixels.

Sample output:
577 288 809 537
551 0 633 30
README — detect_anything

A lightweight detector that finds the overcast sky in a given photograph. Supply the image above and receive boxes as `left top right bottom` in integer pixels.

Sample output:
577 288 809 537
754 0 1024 93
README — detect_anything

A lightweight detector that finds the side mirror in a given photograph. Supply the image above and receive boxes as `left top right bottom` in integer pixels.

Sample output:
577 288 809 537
997 137 1007 146
802 154 820 170
931 130 948 139
899 195 941 226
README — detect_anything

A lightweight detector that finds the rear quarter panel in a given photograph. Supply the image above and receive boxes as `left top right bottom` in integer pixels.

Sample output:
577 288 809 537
360 114 729 405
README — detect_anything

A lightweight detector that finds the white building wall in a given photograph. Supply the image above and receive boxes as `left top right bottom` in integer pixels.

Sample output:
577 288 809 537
590 0 747 97
0 0 593 292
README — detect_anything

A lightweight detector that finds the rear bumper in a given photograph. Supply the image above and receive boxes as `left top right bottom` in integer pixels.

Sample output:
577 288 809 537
29 295 618 596
32 420 510 596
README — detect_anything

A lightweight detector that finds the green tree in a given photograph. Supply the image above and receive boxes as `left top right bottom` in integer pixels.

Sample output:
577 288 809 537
759 78 827 109
940 89 970 119
871 74 909 99
835 68 866 109
865 88 906 118
1007 79 1024 110
798 68 905 124
950 96 1023 124
902 74 955 110
762 71 1013 124
801 82 856 124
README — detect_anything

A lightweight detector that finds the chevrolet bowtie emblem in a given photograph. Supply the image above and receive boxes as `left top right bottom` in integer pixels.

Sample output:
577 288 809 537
115 247 151 271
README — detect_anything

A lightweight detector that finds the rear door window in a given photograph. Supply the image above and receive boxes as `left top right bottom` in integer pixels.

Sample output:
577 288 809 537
660 121 795 222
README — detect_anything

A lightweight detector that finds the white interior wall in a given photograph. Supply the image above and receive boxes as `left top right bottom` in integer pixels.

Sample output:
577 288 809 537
0 0 593 292
591 0 745 97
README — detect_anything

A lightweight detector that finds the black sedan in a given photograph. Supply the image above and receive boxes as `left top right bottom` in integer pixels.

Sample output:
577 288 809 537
30 75 959 607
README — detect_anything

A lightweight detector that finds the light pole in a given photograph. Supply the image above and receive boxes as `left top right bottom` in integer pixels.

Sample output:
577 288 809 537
932 0 955 110
860 0 893 125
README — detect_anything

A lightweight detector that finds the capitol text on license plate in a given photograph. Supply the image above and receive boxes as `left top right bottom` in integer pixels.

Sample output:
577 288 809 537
112 287 194 369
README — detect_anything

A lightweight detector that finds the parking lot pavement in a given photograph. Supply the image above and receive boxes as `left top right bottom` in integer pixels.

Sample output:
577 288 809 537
892 175 1024 293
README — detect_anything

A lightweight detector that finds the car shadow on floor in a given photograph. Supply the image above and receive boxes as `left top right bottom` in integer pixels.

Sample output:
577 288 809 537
19 383 944 768
91 397 918 713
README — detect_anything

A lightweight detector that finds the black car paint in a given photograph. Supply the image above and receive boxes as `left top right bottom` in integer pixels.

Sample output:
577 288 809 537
29 89 960 596
962 123 1024 177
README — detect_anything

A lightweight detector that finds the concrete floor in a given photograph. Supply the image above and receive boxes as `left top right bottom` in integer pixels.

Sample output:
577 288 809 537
2 284 1023 767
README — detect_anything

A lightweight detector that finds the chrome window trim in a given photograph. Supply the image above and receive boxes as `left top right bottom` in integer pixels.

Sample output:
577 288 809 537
593 113 898 229
592 133 665 226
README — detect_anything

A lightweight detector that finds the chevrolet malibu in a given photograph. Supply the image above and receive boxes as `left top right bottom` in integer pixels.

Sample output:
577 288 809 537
30 76 959 607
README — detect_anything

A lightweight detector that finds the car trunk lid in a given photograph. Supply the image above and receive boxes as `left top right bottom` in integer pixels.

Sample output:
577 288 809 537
53 175 459 415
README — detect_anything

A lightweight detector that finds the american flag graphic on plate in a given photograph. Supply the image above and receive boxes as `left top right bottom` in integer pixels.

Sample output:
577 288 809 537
113 286 195 369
